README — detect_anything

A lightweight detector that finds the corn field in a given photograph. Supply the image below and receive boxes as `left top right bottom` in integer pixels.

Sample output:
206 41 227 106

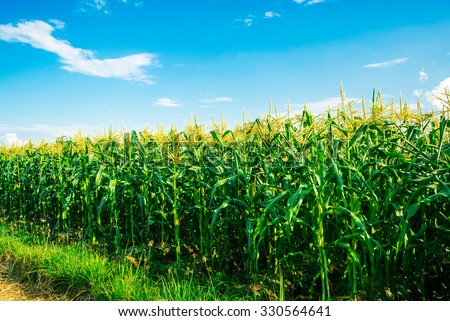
1 94 449 300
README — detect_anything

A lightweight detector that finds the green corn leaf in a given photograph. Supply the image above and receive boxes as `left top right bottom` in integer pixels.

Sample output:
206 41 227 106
210 199 230 234
406 203 420 220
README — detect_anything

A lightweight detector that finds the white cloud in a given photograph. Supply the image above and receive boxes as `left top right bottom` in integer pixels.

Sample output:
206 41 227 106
265 11 281 19
364 57 409 68
0 133 25 147
0 20 159 84
201 97 234 103
426 77 450 110
419 69 428 81
293 0 326 5
154 98 182 108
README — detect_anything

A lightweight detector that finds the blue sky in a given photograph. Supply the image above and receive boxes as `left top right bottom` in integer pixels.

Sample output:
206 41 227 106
0 0 449 145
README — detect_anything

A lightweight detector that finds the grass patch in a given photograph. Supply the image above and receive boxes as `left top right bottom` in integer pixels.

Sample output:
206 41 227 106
0 225 255 300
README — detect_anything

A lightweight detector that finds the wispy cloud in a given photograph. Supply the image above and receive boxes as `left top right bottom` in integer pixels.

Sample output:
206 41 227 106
294 0 326 6
264 11 281 19
78 0 109 15
201 97 234 103
235 15 255 27
306 0 326 5
154 98 182 108
119 0 144 7
419 69 428 81
236 11 282 27
363 57 409 68
0 20 159 84
413 88 423 97
48 19 65 29
0 123 104 143
243 16 254 27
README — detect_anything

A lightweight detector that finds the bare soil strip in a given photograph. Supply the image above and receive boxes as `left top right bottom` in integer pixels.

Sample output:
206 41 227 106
0 262 67 301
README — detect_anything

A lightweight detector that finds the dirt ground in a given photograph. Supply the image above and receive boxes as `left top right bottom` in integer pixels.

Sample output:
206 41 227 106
0 262 67 301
